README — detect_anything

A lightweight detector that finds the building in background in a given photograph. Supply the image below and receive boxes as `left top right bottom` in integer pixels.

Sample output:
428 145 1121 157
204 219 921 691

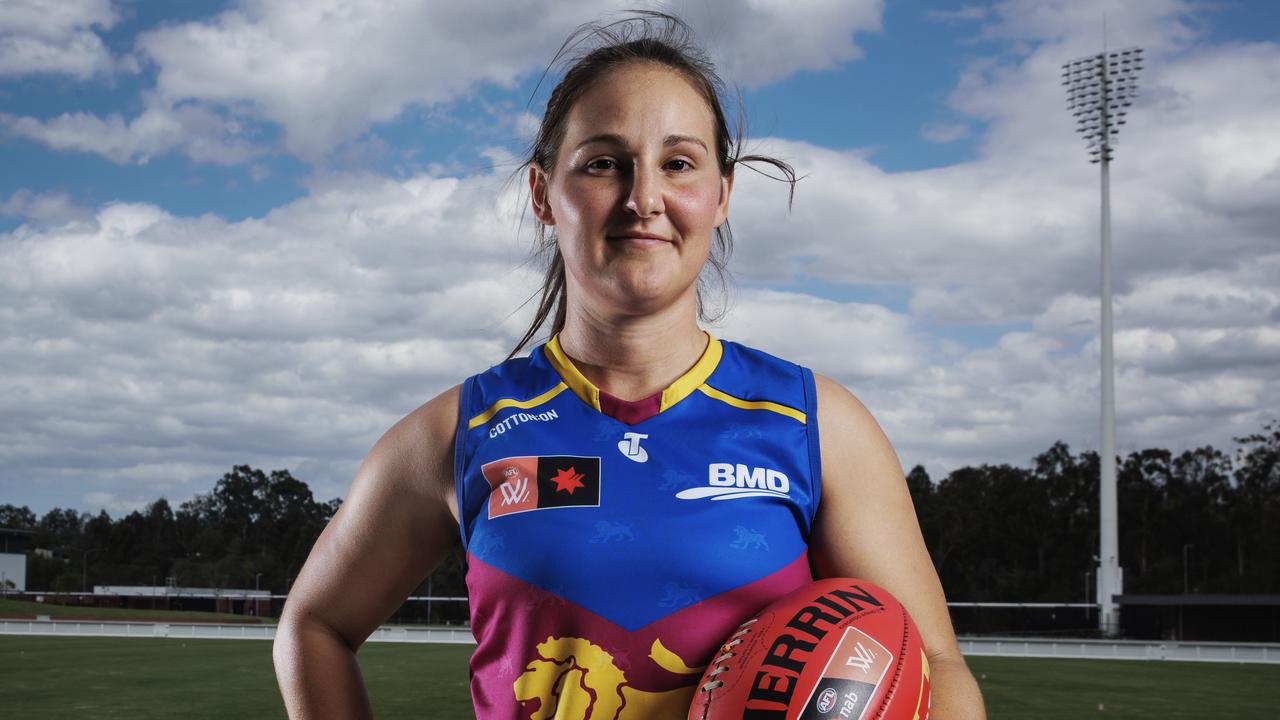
94 585 273 617
0 528 33 591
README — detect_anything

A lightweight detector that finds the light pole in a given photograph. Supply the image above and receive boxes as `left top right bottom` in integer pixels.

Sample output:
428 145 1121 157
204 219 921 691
63 547 102 595
1084 568 1093 622
255 572 263 591
1180 542 1194 640
1062 46 1143 636
1183 543 1194 594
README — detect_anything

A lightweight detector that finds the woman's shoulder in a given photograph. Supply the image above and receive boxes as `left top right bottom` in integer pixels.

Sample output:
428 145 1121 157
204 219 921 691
710 337 814 407
716 337 802 369
714 339 882 433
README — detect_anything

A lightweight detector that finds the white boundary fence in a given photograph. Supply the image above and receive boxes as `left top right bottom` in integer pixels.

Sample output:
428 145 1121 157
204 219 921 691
0 619 474 644
960 636 1279 664
3 619 1278 664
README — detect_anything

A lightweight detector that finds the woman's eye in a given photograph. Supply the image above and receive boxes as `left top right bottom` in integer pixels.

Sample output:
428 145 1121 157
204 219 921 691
586 158 617 171
666 159 691 171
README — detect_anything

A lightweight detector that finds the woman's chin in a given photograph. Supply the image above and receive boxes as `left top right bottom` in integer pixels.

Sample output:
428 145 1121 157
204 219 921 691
605 280 697 317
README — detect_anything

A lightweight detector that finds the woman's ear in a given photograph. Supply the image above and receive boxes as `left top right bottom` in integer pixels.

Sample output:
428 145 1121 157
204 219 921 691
714 170 734 228
529 165 555 226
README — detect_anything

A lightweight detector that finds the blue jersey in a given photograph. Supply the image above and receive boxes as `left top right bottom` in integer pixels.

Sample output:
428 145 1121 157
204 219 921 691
454 334 822 719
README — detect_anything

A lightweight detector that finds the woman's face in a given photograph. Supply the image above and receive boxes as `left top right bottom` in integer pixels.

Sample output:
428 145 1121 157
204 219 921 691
531 63 732 320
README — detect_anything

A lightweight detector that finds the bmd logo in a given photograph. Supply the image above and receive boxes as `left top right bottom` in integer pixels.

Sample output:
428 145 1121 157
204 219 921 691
675 463 791 501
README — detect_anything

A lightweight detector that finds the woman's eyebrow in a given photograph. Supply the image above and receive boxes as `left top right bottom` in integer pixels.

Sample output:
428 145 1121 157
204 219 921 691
573 133 708 153
663 134 707 153
575 133 627 150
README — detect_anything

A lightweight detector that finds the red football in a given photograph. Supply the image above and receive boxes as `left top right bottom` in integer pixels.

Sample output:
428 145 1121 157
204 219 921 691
687 578 931 720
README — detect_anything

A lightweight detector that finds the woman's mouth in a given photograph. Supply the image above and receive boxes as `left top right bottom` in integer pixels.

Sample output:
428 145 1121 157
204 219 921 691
607 231 672 246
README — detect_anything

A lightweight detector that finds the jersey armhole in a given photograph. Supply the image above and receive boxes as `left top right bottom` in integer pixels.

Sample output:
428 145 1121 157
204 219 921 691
801 366 822 537
453 375 475 551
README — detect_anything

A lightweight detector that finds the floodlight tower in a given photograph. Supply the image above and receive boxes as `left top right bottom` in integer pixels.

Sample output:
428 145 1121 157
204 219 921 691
1062 47 1143 635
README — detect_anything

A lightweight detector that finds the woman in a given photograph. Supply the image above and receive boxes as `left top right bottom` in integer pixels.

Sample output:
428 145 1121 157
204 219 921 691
274 14 985 720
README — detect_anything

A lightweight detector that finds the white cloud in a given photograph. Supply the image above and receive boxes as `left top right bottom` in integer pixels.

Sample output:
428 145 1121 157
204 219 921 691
978 0 1202 51
82 490 163 516
514 111 541 140
0 189 94 227
727 139 1099 321
1 98 261 165
716 288 927 383
724 13 1280 324
710 0 1280 471
680 0 882 87
133 0 615 160
0 168 543 508
5 0 882 163
4 141 1277 512
3 0 1277 513
0 0 123 78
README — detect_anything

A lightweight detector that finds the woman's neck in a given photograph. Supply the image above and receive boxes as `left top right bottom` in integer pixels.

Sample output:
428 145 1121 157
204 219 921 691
556 300 708 402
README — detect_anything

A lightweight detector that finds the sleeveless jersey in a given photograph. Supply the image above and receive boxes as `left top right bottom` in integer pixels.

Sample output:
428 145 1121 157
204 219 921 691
454 334 822 719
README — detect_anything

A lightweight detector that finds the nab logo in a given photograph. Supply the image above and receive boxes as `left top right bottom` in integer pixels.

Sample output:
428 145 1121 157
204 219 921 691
617 432 649 463
675 463 791 501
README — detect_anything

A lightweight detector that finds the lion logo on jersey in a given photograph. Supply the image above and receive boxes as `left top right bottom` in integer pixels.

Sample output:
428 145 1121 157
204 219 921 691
514 636 702 719
589 521 636 543
729 525 769 550
656 582 700 608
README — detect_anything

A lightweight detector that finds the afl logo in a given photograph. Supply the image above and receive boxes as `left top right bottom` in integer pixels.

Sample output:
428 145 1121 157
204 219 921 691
816 687 839 714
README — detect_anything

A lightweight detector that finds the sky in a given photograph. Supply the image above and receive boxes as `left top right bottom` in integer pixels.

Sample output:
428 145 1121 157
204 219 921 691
1 0 1277 517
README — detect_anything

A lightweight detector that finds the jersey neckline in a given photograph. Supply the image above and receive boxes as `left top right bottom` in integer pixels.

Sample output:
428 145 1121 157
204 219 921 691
543 332 724 422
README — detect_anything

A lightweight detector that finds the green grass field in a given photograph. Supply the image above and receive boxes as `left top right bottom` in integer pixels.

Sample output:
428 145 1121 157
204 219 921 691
0 598 274 624
0 635 1276 718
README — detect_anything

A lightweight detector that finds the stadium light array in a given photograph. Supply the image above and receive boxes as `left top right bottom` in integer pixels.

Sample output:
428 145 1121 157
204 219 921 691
1062 47 1143 636
1063 48 1143 163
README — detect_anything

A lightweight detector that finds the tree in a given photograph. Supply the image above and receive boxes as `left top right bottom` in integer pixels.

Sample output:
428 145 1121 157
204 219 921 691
1232 422 1280 592
174 465 335 592
37 507 87 550
0 504 36 530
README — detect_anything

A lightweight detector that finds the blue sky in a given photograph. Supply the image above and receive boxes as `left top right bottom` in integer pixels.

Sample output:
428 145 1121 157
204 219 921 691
2 0 1277 515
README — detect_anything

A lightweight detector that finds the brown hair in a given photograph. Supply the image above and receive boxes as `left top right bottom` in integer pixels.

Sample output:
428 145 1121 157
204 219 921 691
509 11 797 358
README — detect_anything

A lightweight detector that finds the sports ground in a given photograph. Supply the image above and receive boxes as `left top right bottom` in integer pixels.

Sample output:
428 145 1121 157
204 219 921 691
1 634 1277 718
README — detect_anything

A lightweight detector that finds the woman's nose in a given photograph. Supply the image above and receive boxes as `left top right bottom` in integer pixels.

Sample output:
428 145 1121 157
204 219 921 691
624 165 664 217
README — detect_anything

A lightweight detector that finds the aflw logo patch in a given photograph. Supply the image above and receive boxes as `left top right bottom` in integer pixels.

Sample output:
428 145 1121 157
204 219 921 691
482 455 601 519
675 463 791 501
798 626 892 720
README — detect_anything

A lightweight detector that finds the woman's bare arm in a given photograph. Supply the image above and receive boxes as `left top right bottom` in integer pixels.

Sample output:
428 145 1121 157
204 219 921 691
273 385 461 719
810 374 985 719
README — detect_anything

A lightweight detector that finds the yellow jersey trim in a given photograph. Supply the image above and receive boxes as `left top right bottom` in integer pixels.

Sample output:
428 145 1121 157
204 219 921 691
545 332 724 416
697 383 807 424
660 335 723 412
467 383 568 430
545 335 601 411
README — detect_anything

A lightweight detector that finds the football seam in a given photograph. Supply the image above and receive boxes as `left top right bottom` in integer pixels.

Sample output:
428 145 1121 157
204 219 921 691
872 609 911 720
696 617 758 717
